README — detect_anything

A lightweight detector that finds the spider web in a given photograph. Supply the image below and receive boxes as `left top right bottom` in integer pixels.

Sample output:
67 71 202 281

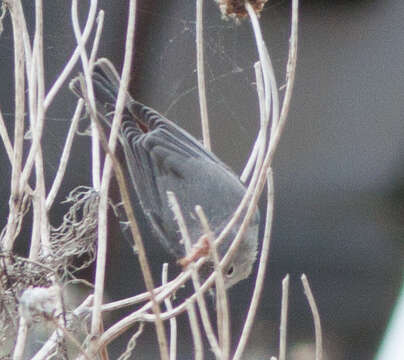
130 0 288 173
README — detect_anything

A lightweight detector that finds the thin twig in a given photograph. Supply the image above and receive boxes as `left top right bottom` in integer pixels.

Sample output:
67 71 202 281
117 322 144 360
96 257 219 348
89 10 105 68
217 0 299 269
77 76 170 360
238 6 299 357
246 3 278 134
196 0 211 150
195 205 230 360
3 0 26 252
71 0 100 190
53 322 92 360
279 274 290 360
167 192 222 359
12 317 28 360
240 139 259 183
26 18 40 258
46 100 84 210
18 0 47 196
0 108 14 161
82 0 168 357
262 0 299 155
13 1 32 73
99 285 166 312
235 4 299 356
203 64 271 275
44 0 98 110
49 288 93 360
45 9 103 210
241 61 268 183
31 295 94 360
233 170 275 360
83 117 169 358
89 0 300 349
301 274 323 360
186 300 203 360
162 263 177 360
31 0 49 261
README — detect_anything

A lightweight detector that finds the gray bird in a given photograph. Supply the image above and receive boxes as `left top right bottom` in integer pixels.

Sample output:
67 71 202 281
70 58 260 289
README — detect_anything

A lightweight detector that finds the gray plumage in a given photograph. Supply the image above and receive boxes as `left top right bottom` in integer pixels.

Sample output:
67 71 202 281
70 58 260 289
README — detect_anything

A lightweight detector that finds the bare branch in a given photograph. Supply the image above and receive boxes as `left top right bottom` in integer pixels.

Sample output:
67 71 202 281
0 108 14 161
3 0 26 252
44 0 98 110
162 264 177 360
46 100 84 210
196 0 211 150
89 10 105 68
241 61 267 183
195 205 230 360
31 295 94 360
12 317 28 360
71 0 101 190
117 322 145 360
167 192 222 359
186 301 203 360
19 0 47 197
279 274 290 360
301 274 323 360
80 0 169 358
233 169 275 360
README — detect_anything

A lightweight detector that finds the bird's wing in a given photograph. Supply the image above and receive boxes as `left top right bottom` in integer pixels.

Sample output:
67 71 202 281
121 120 211 256
126 99 223 164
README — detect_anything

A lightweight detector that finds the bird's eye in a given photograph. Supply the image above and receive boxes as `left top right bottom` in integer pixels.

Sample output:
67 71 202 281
225 264 235 278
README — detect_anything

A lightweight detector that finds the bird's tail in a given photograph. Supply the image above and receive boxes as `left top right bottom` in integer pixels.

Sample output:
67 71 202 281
72 58 170 134
69 58 130 121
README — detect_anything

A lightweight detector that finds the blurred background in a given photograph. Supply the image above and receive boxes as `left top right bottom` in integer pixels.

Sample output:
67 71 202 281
0 0 403 359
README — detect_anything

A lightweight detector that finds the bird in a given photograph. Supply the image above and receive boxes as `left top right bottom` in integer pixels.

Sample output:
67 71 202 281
70 58 260 289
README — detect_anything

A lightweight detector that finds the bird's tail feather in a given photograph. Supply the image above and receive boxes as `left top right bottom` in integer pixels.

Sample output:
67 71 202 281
69 57 162 133
69 58 124 119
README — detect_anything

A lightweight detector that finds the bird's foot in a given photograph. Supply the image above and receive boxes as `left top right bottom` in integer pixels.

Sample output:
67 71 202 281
177 235 210 268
